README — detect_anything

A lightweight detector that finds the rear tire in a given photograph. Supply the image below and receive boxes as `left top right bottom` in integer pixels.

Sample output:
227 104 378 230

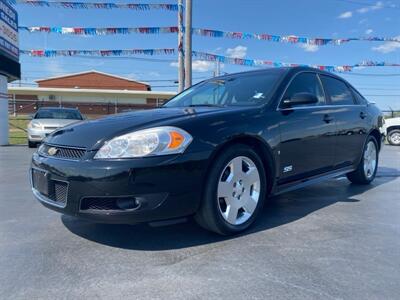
28 141 37 148
387 129 400 146
346 135 378 185
195 144 267 235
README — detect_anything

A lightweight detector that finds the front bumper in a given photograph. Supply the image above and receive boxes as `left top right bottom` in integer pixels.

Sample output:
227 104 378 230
30 150 209 224
28 128 57 142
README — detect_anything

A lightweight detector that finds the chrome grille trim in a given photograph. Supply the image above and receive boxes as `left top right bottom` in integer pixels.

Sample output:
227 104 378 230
39 143 87 160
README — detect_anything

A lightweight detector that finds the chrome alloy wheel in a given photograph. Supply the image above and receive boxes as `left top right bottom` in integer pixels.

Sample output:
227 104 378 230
390 132 400 145
217 156 261 225
364 141 377 179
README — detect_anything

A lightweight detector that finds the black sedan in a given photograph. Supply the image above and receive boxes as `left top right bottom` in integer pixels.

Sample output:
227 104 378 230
30 67 383 235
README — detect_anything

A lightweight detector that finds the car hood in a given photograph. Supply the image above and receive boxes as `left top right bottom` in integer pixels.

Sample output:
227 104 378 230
45 107 232 150
385 117 400 126
32 118 81 128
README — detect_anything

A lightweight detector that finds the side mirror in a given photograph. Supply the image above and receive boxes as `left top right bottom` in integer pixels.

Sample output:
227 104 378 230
282 92 318 107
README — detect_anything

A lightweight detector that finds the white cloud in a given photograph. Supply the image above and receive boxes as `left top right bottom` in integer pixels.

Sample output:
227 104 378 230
357 1 383 13
42 60 64 76
226 45 247 58
299 44 319 52
148 71 160 77
170 60 215 72
372 35 400 53
365 29 373 35
338 11 353 19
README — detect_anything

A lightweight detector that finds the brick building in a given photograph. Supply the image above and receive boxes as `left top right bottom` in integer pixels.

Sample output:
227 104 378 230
36 70 151 91
8 71 176 115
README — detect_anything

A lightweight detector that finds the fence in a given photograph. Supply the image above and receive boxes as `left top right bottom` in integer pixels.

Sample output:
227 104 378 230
8 98 165 117
382 110 400 118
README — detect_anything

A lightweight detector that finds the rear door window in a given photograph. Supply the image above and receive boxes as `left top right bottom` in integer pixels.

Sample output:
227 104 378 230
320 75 355 105
350 87 368 105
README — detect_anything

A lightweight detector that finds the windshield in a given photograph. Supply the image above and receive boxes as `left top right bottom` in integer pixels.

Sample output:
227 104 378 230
164 72 283 108
34 109 83 120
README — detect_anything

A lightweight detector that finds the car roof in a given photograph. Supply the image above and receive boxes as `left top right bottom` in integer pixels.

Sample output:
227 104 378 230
211 66 345 81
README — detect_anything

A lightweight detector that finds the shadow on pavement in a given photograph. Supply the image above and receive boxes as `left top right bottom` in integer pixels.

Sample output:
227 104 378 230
62 167 398 250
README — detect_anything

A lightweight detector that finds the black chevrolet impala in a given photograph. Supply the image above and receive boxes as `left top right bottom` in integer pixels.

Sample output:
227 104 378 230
30 67 383 235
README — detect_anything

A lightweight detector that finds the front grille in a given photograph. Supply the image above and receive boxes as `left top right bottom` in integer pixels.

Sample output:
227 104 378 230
39 144 86 160
52 181 68 204
80 197 138 211
32 169 68 205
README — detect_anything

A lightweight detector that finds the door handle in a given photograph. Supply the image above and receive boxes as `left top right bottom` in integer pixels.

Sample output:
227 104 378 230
323 114 334 123
360 111 367 119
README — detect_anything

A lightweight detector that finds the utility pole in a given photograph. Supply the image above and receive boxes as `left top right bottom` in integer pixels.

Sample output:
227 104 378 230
177 0 185 92
215 60 221 77
184 0 192 88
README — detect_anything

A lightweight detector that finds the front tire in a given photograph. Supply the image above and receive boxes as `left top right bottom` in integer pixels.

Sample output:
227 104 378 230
387 129 400 146
195 144 267 235
346 135 378 185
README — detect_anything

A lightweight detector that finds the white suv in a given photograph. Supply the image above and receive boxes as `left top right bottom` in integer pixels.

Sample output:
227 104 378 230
382 117 400 146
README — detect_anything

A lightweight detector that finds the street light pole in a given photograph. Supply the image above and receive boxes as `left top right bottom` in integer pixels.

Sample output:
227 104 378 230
177 0 185 92
184 0 192 88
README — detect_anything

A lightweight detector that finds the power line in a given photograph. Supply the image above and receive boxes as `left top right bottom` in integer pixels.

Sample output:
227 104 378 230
13 71 209 82
343 72 400 77
357 87 400 91
328 0 400 10
364 94 400 97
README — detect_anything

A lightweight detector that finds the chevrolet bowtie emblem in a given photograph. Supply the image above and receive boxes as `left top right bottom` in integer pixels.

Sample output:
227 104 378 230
47 147 58 156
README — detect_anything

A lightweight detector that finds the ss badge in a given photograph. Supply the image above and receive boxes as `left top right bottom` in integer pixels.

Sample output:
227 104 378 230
283 165 293 173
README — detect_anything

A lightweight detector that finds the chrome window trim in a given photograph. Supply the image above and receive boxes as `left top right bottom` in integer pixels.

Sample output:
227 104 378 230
30 167 69 209
278 104 366 111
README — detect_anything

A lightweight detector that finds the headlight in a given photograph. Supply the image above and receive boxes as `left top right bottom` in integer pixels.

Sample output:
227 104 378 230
94 126 193 159
28 121 42 129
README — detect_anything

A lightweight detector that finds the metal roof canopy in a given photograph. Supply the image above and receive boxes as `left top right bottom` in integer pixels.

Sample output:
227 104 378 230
8 86 176 99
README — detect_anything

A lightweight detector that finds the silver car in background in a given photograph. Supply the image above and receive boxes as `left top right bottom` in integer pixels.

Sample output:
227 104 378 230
27 107 84 148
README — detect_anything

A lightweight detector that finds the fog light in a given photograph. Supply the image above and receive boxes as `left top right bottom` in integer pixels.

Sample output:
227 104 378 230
116 197 137 210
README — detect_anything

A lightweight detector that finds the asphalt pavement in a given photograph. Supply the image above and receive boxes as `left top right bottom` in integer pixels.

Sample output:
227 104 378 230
0 145 399 299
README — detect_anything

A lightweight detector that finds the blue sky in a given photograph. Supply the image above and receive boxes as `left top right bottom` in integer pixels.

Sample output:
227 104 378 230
15 0 400 109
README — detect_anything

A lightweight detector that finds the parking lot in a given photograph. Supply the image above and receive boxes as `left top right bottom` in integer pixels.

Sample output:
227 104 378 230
0 145 399 299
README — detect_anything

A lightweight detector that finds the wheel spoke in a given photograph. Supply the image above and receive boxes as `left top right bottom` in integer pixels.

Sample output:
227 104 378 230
218 181 232 199
230 157 244 180
242 195 257 214
224 205 239 224
243 166 258 186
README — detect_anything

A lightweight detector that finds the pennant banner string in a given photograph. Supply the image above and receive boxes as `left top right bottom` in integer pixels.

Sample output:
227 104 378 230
192 51 400 71
19 26 179 35
20 49 400 72
20 49 176 57
15 0 178 11
19 26 400 45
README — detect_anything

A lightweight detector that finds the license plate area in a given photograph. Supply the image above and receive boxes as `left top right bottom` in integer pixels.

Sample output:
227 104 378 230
32 169 49 196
